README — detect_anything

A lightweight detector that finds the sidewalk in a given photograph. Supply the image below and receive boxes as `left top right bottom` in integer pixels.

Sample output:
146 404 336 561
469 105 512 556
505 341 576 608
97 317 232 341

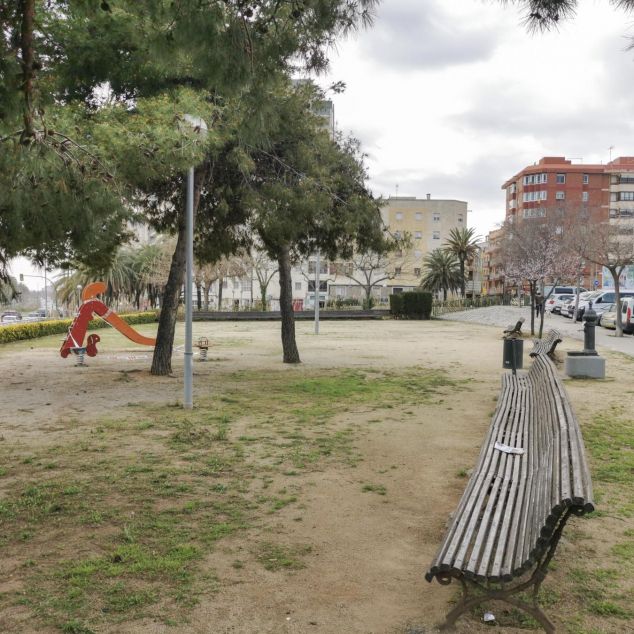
439 305 634 357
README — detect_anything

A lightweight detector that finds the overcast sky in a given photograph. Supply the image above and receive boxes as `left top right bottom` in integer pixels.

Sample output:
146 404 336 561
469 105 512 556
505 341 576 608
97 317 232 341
320 0 634 237
12 0 634 289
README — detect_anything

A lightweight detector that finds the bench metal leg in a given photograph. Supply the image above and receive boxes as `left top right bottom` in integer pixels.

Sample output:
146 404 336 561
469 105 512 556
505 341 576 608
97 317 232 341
437 510 572 634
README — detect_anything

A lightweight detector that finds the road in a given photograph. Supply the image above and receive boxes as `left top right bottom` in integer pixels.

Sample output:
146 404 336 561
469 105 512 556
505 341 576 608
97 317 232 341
440 305 634 357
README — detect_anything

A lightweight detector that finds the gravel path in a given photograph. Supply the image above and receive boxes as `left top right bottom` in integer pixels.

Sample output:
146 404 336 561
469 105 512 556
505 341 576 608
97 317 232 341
439 305 634 357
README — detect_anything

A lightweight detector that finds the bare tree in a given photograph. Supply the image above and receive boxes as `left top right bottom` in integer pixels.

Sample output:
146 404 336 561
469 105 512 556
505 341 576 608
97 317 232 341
570 219 634 336
501 215 578 336
339 252 396 308
250 250 278 311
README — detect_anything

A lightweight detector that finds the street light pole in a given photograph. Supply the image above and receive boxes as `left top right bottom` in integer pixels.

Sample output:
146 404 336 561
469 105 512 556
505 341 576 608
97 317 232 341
314 250 320 335
184 166 195 410
180 114 208 411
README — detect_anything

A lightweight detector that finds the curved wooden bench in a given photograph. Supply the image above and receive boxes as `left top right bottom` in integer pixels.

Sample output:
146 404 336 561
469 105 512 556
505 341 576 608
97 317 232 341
426 353 594 632
503 317 525 339
530 329 562 358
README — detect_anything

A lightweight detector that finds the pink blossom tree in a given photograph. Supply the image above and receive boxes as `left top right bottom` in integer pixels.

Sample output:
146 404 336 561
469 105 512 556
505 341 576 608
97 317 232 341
501 215 579 336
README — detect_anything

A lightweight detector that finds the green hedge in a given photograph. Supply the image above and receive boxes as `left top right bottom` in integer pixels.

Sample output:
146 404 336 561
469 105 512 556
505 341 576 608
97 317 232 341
390 292 432 320
0 311 159 345
389 293 404 317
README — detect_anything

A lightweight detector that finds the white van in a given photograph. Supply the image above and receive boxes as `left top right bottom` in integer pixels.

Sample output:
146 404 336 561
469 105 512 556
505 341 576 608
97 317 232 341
573 290 634 321
620 297 634 334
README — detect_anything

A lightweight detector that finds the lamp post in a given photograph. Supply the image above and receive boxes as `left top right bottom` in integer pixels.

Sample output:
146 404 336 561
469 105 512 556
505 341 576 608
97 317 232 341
181 115 208 410
314 250 320 334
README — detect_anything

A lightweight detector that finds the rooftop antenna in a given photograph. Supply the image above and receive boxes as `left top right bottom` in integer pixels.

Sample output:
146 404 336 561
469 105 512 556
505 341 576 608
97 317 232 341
609 145 614 162
395 184 399 197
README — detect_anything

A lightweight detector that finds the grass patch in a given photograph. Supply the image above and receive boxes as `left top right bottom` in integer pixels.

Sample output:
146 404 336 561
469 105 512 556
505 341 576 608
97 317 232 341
256 542 312 571
0 365 457 631
361 483 387 496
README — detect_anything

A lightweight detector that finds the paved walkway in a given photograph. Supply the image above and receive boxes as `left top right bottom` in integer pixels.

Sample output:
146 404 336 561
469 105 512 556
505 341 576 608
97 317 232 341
439 305 634 357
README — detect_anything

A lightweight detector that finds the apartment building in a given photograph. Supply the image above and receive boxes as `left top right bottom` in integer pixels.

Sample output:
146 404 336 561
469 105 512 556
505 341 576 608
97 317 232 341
328 195 469 301
493 155 634 292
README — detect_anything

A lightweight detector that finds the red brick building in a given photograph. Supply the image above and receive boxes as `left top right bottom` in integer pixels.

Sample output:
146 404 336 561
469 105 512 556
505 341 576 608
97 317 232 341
502 156 608 224
496 156 634 290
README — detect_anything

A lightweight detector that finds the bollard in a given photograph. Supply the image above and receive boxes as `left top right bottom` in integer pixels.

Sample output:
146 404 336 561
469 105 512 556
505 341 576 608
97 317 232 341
582 301 598 356
72 347 87 366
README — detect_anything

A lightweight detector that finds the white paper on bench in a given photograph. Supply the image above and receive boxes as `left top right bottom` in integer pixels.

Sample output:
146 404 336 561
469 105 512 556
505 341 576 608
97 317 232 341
494 441 525 455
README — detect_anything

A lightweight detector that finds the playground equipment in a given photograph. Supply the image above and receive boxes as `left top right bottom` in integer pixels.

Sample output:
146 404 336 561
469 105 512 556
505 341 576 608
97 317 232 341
60 282 156 363
194 336 210 361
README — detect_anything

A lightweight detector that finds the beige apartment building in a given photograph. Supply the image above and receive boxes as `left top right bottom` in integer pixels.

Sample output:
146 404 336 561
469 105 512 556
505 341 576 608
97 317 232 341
382 195 468 292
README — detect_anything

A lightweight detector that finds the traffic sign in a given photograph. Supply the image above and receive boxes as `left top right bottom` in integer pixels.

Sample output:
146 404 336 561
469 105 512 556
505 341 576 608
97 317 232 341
594 279 599 287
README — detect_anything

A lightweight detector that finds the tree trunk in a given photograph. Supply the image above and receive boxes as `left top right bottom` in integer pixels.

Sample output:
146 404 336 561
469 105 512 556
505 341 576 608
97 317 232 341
443 288 447 301
260 283 268 311
151 164 207 376
277 244 300 364
612 266 624 337
460 259 466 298
196 283 202 311
150 213 186 375
218 277 223 310
204 281 212 310
529 281 536 336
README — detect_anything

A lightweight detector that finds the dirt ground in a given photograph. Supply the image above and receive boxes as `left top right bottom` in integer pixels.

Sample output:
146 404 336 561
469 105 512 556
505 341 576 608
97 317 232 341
0 319 632 634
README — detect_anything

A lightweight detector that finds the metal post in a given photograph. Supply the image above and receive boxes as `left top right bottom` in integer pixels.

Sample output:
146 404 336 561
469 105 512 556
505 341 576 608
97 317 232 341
44 261 48 318
314 250 320 334
184 166 194 410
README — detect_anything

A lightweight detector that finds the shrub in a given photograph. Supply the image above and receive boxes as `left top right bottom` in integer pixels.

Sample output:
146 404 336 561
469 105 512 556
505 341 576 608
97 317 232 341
0 311 159 345
389 293 404 318
402 291 432 319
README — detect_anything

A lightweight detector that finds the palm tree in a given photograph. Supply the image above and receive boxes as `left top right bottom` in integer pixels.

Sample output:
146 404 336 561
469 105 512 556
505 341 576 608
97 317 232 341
443 227 480 298
420 249 462 301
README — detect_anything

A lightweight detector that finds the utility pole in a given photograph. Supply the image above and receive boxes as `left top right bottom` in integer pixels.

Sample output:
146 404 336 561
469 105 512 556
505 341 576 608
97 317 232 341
314 251 320 334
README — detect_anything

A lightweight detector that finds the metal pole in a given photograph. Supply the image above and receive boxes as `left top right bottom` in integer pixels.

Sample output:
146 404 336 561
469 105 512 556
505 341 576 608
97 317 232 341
184 166 194 409
314 250 320 334
44 261 48 318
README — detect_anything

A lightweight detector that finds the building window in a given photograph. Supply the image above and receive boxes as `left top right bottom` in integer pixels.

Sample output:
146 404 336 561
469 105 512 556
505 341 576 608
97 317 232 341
556 173 566 184
415 231 422 239
414 268 421 277
540 191 547 200
458 215 464 222
395 267 402 276
415 212 422 221
582 192 589 202
395 212 403 220
540 173 548 184
295 282 302 290
222 280 228 289
583 174 589 184
433 213 440 222
620 191 634 201
556 191 565 200
433 231 440 240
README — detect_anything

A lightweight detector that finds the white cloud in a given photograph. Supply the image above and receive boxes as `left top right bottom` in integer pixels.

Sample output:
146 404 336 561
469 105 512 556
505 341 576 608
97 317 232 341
323 0 634 236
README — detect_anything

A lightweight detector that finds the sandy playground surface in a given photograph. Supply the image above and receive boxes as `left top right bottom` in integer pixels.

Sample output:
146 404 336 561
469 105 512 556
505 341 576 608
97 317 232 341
0 318 632 633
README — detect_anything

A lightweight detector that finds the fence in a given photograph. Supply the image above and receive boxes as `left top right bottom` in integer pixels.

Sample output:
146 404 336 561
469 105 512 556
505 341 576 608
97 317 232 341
431 295 529 317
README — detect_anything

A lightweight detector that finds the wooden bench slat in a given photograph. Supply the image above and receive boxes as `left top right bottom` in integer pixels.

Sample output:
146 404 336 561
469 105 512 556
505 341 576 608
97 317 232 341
426 349 594 586
476 376 528 577
427 374 516 577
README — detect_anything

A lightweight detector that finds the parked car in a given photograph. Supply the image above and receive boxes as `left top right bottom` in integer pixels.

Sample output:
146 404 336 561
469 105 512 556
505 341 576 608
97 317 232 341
1 310 22 322
544 285 587 297
567 291 602 320
559 297 575 318
545 293 574 314
598 303 617 329
620 297 634 334
571 290 634 321
0 314 20 325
